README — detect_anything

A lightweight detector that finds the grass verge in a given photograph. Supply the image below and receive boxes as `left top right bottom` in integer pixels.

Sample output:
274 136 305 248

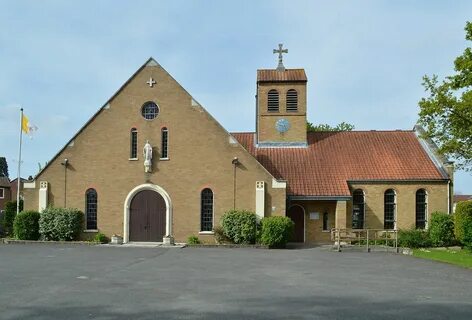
413 248 472 269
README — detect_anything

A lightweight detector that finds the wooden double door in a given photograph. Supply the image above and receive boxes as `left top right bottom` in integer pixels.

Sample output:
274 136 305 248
129 190 166 242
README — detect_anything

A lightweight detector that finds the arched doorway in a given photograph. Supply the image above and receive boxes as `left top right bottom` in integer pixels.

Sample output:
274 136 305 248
129 190 166 242
287 205 305 242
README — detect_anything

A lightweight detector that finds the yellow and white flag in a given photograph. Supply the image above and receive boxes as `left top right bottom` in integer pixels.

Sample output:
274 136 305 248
22 114 38 136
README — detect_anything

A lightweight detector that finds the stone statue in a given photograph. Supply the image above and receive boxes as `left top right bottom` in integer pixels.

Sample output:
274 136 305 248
143 140 152 173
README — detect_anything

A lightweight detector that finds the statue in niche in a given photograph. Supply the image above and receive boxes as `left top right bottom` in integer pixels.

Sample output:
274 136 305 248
143 140 153 173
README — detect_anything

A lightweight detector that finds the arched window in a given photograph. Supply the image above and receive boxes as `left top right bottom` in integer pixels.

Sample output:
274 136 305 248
161 127 168 159
286 89 298 112
85 188 97 230
416 189 427 229
384 189 396 230
130 128 138 159
267 89 279 112
352 189 365 229
322 212 329 231
201 188 213 232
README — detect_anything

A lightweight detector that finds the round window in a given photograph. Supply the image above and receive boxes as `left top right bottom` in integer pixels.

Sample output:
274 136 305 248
141 101 159 120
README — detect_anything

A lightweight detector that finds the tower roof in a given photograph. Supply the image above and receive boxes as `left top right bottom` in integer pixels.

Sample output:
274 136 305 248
257 69 307 83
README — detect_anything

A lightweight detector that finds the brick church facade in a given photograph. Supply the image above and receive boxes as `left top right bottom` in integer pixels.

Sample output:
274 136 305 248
23 53 453 244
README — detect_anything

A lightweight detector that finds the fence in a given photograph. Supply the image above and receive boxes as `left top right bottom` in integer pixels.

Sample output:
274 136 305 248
331 228 398 253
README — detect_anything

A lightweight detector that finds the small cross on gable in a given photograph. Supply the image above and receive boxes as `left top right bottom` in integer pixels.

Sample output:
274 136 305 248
146 77 156 87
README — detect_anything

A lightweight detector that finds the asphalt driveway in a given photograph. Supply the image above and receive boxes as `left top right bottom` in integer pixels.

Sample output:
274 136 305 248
0 244 471 319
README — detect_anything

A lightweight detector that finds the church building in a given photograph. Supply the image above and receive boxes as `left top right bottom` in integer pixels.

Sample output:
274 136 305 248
23 46 453 244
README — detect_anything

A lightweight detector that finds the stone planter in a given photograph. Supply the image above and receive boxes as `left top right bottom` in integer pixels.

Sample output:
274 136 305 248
111 235 123 245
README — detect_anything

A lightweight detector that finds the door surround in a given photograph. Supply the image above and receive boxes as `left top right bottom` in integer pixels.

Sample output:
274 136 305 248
124 183 173 244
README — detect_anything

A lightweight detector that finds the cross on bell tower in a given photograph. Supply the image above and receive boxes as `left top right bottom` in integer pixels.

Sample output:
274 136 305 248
273 43 288 71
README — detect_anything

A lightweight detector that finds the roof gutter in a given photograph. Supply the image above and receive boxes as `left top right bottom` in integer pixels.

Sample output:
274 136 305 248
288 195 351 201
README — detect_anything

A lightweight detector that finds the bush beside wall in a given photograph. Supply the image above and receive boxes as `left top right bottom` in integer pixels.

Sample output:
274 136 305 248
454 201 472 245
13 210 41 240
429 212 455 247
259 216 294 248
397 228 431 248
39 207 84 241
221 209 257 244
0 200 23 236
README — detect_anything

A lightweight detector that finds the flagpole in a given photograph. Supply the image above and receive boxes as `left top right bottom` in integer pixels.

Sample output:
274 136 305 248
17 107 23 215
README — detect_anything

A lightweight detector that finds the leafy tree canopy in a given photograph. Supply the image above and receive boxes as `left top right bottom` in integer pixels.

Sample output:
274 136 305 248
307 121 355 132
0 157 8 178
418 21 472 171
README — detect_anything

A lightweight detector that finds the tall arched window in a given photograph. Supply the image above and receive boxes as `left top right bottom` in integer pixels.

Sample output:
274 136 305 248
130 128 138 159
416 189 427 229
267 89 279 112
286 89 298 112
201 188 213 232
352 189 365 229
384 189 396 230
322 212 329 231
85 188 97 230
161 127 168 159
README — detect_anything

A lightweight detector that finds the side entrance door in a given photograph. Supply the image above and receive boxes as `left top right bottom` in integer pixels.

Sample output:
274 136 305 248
287 205 304 242
129 190 166 242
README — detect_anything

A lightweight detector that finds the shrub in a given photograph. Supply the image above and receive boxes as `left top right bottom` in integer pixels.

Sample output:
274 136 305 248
13 210 40 240
213 226 231 244
0 200 23 236
454 200 472 244
187 235 201 245
429 211 455 247
397 228 431 248
93 233 109 244
39 207 84 241
259 216 294 248
221 209 257 244
462 219 472 250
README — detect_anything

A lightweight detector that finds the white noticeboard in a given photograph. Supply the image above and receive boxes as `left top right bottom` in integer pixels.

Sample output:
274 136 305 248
309 212 320 220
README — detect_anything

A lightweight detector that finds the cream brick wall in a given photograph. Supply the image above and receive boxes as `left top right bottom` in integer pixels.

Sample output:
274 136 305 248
348 182 449 230
257 82 307 144
24 62 286 243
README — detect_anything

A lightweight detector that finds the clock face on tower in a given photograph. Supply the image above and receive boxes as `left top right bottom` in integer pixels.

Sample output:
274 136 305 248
275 118 290 133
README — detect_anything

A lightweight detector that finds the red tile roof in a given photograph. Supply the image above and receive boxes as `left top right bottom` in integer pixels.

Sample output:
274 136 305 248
232 131 447 197
257 69 307 82
454 195 472 203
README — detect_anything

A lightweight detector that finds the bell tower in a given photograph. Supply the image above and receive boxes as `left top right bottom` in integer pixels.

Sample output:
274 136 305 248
256 44 308 147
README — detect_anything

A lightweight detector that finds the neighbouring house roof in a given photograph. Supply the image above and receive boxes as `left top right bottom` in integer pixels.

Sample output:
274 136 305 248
454 195 472 203
0 177 11 188
257 69 307 83
232 131 448 197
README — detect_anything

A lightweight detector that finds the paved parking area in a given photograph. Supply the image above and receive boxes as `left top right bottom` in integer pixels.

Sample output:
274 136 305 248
0 244 471 319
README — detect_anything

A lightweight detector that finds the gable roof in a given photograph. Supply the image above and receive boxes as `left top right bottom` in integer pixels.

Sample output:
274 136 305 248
232 131 448 197
257 69 307 82
0 177 10 188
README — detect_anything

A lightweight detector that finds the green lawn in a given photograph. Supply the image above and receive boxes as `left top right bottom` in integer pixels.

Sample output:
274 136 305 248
413 248 472 269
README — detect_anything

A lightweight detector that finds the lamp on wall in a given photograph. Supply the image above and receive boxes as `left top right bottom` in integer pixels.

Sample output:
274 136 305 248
61 159 69 207
232 157 239 209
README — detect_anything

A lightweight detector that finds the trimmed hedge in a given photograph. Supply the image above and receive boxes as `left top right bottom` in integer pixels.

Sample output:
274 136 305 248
398 228 431 248
221 209 257 244
0 200 23 236
13 210 41 240
429 212 455 247
39 207 84 241
259 216 294 248
454 200 472 245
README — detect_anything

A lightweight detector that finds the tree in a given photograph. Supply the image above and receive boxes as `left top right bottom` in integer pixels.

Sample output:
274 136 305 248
418 21 472 171
307 121 355 132
0 157 8 177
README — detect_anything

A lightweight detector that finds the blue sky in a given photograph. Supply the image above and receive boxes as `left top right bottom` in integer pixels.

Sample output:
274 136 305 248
1 0 471 193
